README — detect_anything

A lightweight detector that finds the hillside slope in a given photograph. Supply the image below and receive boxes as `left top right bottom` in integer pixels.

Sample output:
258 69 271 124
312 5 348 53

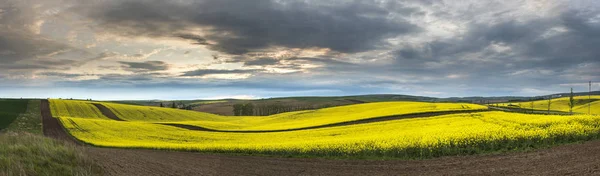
498 96 600 114
51 99 487 131
58 111 600 159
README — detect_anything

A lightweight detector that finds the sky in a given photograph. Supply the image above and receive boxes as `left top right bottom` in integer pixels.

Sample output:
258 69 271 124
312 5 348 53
0 0 599 100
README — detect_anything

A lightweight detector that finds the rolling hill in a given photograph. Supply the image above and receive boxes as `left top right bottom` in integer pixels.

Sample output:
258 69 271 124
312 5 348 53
497 96 600 114
50 99 487 131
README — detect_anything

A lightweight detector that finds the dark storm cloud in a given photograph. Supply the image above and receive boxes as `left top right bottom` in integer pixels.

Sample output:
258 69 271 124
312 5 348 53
5 0 600 99
119 61 170 72
0 0 81 73
394 10 599 72
379 8 600 95
522 11 600 70
175 33 210 45
181 69 264 77
38 72 90 78
244 58 280 66
83 0 421 55
0 64 52 70
286 57 355 67
0 32 70 64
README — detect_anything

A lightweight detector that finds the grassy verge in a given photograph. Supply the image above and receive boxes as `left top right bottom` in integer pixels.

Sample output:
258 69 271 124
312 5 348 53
0 133 102 176
3 100 42 134
0 99 102 175
0 99 29 131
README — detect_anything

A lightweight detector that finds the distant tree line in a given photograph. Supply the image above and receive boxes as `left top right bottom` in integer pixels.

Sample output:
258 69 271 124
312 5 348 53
159 102 193 110
231 103 339 116
232 103 254 116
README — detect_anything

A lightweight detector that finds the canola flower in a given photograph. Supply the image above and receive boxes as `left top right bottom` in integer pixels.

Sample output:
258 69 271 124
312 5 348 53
497 96 600 114
49 99 108 119
57 111 600 159
51 99 488 131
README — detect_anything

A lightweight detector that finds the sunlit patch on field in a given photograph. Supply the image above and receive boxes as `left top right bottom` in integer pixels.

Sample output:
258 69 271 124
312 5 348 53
50 99 600 159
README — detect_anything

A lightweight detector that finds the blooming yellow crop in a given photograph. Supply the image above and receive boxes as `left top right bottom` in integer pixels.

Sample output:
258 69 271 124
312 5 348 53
51 99 600 159
58 111 600 159
49 99 108 119
497 96 600 114
51 99 488 131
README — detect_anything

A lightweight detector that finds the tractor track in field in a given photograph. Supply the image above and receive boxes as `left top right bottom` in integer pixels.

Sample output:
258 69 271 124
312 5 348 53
161 109 494 133
41 100 600 175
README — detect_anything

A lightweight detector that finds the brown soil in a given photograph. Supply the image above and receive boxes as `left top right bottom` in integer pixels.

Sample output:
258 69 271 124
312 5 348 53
41 99 79 144
41 100 600 176
192 99 357 116
92 103 125 121
163 109 493 133
85 141 600 176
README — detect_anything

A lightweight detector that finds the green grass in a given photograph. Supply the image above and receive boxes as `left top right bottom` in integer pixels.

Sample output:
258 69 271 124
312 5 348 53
0 99 102 175
0 99 29 131
3 100 42 134
0 133 101 176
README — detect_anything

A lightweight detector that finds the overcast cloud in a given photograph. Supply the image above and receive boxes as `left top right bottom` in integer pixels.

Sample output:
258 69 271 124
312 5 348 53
0 0 599 100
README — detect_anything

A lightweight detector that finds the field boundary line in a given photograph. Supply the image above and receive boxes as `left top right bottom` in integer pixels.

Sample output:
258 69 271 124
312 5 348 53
487 106 574 115
162 109 494 133
41 99 82 145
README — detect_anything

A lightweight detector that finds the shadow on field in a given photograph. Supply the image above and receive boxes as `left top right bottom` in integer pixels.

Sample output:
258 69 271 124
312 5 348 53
40 99 600 176
162 109 494 133
92 104 125 121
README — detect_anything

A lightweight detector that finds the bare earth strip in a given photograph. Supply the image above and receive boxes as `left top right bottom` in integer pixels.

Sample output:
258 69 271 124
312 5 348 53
41 99 79 144
162 109 493 133
41 100 600 176
85 142 600 176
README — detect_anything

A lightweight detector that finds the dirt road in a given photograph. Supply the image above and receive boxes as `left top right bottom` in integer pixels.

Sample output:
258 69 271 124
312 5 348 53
41 99 78 143
85 142 600 176
41 100 600 176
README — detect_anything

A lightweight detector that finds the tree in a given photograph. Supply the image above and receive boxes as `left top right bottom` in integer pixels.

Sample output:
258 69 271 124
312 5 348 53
160 102 164 107
530 101 534 114
569 88 575 115
171 102 177 109
242 103 254 116
233 104 243 116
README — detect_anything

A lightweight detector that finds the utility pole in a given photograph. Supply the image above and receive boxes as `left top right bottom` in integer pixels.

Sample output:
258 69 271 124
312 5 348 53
569 88 574 115
547 96 552 115
531 101 534 114
590 81 592 115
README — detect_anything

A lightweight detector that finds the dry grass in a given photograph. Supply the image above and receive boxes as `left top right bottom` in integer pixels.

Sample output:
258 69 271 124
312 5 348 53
0 133 102 176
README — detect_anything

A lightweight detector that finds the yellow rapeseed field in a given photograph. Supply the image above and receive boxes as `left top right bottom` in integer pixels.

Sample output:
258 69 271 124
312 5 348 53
172 101 488 131
58 111 600 159
50 99 488 131
497 96 600 114
49 99 109 119
50 99 600 159
102 102 222 121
